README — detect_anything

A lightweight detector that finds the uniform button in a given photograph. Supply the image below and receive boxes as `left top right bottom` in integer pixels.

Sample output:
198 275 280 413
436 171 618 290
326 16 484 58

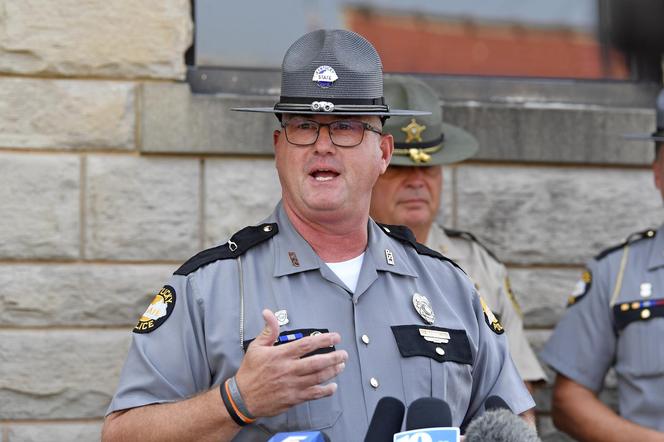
436 347 445 356
370 377 379 388
361 335 370 345
263 225 273 232
383 226 391 233
641 309 651 319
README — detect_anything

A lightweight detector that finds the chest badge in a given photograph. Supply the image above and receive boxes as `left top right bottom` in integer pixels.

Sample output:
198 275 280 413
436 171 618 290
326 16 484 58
640 282 652 298
275 310 289 327
412 293 435 324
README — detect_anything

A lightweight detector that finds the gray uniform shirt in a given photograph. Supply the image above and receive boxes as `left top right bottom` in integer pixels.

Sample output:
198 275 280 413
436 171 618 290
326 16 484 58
108 202 533 441
541 225 664 431
427 224 546 383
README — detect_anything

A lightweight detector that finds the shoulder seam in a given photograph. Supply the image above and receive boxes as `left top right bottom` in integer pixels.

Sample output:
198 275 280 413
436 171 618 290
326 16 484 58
443 226 501 262
174 223 278 275
594 228 656 261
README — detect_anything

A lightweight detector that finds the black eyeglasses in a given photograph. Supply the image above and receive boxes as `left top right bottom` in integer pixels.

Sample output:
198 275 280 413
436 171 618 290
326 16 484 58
281 117 382 147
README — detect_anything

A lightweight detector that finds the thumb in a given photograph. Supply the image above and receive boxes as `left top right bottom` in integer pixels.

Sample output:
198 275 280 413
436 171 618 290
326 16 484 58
252 309 280 347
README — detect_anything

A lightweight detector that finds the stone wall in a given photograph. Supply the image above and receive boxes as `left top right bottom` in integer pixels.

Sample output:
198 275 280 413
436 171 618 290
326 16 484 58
0 2 661 441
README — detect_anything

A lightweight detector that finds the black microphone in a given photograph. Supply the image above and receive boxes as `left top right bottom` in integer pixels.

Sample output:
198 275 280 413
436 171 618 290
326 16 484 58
484 395 513 412
363 396 406 442
464 408 540 442
405 397 453 430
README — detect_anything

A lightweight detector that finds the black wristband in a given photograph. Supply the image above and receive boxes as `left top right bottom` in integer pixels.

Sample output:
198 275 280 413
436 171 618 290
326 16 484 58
220 379 251 427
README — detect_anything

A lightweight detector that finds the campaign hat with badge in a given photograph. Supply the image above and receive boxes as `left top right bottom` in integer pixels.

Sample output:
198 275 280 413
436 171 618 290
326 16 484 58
383 75 479 166
624 88 664 143
233 29 428 118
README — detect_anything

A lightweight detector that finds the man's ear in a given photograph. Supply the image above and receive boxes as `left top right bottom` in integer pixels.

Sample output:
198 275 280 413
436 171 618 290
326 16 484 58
379 133 394 174
273 129 282 148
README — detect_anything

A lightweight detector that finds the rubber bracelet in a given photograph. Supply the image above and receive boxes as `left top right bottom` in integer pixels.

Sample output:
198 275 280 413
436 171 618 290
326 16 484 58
228 376 256 421
220 379 255 426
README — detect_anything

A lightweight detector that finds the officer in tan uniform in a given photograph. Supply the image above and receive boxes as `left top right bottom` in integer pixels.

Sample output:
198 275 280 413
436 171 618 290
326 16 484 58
370 76 546 422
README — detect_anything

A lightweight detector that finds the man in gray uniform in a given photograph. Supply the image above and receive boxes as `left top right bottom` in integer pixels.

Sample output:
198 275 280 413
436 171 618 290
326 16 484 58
540 89 664 440
370 76 547 422
102 30 533 442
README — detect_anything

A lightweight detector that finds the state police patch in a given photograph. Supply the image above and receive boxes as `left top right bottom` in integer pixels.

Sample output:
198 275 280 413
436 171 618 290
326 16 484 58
567 269 592 307
134 285 176 334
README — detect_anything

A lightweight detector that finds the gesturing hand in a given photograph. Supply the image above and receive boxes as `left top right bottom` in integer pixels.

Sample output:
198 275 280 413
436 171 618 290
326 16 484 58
235 309 348 418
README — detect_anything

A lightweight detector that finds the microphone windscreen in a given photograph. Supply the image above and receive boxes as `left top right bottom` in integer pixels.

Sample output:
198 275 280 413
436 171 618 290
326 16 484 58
405 397 453 430
363 396 406 442
464 409 540 442
485 395 512 412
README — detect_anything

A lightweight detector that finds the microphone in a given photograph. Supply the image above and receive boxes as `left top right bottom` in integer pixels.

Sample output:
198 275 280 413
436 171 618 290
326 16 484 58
484 395 512 412
394 397 460 442
363 396 406 442
267 431 329 442
464 409 540 442
405 397 453 430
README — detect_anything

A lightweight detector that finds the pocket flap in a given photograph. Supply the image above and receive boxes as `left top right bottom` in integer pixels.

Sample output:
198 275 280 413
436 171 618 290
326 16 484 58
391 325 472 365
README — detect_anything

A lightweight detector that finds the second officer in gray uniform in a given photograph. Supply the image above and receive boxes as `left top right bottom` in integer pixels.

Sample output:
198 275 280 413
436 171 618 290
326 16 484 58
102 29 534 442
541 89 664 440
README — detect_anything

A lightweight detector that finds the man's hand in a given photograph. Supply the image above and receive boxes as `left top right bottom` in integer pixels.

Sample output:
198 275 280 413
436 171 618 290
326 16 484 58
235 309 348 418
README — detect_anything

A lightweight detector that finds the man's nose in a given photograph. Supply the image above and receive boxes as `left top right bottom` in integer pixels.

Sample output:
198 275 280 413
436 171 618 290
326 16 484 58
313 125 335 153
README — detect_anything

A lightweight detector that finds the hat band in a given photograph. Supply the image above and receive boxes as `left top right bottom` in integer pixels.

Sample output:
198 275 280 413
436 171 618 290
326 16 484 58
394 134 445 150
393 143 443 165
275 96 388 113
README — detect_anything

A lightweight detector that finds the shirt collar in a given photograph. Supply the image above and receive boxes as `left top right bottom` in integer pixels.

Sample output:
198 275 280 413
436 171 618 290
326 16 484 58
426 223 458 260
271 202 418 279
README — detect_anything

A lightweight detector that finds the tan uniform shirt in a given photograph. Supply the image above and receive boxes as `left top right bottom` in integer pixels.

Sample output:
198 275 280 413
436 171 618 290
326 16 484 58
427 224 546 383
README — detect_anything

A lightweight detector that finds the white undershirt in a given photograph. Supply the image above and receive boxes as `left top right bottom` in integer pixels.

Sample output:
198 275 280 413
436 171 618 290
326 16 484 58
325 252 365 293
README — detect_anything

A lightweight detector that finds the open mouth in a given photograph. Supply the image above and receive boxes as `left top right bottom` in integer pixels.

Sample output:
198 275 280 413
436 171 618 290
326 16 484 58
310 169 340 182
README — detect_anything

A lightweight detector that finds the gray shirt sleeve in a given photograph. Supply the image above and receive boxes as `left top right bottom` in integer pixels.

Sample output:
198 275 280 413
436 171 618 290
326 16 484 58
106 274 212 414
540 259 616 392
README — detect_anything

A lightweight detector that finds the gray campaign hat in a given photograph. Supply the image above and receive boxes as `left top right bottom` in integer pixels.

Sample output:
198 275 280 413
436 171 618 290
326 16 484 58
384 75 478 166
624 88 664 142
233 29 428 117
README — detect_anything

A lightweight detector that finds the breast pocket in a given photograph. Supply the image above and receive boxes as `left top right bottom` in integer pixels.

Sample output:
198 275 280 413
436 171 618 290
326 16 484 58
391 325 473 415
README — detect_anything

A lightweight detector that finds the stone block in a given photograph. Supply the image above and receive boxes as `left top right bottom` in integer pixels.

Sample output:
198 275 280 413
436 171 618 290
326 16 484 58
0 264 173 327
455 165 663 265
0 330 130 419
85 156 200 261
508 267 581 328
443 102 655 165
140 83 278 154
0 154 79 259
7 423 101 442
204 158 282 246
0 0 191 79
0 78 135 150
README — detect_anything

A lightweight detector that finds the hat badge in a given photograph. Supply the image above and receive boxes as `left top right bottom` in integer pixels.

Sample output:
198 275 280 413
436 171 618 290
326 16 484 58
412 293 435 324
312 65 338 88
401 119 426 143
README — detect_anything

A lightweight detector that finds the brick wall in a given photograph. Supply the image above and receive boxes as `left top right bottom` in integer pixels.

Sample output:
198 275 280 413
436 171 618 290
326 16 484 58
0 2 660 441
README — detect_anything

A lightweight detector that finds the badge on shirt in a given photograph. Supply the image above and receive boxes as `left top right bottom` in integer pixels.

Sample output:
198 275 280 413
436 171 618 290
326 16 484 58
134 285 176 334
567 269 592 307
412 293 435 324
480 296 504 335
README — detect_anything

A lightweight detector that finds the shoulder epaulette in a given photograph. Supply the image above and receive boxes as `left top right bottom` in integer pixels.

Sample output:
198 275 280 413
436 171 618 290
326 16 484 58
174 223 278 276
378 223 466 274
443 227 500 262
594 228 656 261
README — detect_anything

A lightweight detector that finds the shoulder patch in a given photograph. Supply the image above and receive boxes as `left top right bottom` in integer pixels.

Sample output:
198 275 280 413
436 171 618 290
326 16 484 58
567 269 592 307
480 296 504 334
443 227 500 262
594 228 656 261
378 223 466 274
175 223 278 276
134 285 176 334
